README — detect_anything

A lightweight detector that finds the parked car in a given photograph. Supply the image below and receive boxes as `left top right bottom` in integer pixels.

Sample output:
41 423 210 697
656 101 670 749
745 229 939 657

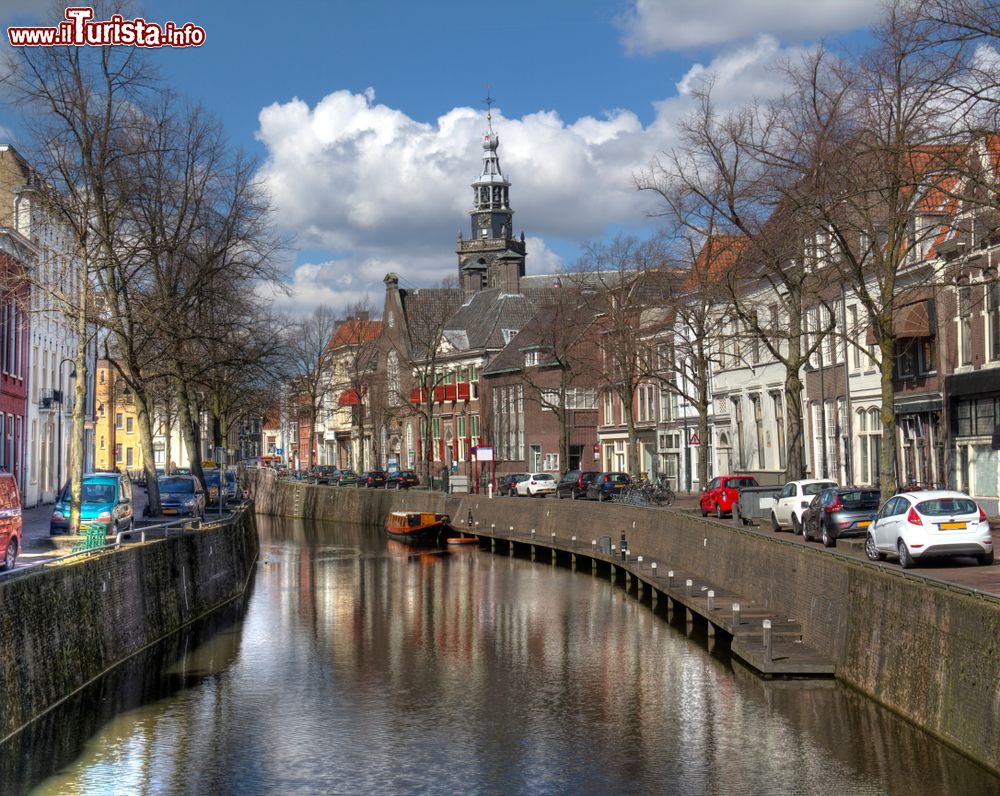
360 470 387 488
556 470 600 500
866 490 993 568
158 475 207 518
803 487 881 547
332 469 359 486
770 479 838 534
50 471 134 536
202 468 241 504
586 472 630 502
0 473 21 571
498 472 530 496
387 470 419 489
309 465 337 485
515 472 557 497
701 475 759 518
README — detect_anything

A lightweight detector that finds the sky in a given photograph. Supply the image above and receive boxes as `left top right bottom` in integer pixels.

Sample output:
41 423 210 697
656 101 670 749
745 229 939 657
0 0 883 316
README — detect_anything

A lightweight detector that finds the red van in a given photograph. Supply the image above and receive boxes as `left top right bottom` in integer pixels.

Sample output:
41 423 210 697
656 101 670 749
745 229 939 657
0 473 22 571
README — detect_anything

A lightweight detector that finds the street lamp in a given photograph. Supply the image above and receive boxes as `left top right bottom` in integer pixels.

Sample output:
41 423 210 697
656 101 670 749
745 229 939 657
56 358 76 492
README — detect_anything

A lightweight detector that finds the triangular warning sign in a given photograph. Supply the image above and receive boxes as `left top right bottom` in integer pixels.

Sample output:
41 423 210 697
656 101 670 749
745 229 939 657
689 432 700 446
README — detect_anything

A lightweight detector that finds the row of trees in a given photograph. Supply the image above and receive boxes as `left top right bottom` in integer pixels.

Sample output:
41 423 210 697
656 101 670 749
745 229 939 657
2 1 286 528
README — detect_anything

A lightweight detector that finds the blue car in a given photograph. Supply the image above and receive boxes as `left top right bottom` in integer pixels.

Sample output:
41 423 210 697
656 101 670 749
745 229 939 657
50 472 134 535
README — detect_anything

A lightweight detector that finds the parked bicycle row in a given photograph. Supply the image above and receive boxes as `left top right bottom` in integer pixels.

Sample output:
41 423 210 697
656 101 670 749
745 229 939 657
700 474 994 569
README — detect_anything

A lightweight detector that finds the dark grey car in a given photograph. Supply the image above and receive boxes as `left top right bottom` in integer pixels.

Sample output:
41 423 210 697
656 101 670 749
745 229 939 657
556 470 600 500
158 475 207 519
803 487 881 547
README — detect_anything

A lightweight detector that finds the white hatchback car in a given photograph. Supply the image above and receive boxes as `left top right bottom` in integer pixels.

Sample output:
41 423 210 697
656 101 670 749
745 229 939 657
771 479 838 534
865 490 994 568
516 473 557 497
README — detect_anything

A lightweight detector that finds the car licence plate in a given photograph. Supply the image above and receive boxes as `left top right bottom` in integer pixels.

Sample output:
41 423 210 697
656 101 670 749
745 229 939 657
858 520 871 527
939 522 966 530
163 508 177 515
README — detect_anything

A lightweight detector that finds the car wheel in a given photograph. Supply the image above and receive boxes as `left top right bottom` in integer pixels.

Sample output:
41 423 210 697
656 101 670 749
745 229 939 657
599 491 606 503
571 489 578 500
897 539 915 569
1 538 16 571
821 523 835 548
791 515 801 536
865 533 884 561
978 549 994 566
715 503 724 519
701 503 708 517
771 512 781 533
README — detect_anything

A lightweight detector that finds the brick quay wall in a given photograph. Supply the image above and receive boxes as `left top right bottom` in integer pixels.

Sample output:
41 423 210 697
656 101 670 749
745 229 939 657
0 506 259 741
249 472 1000 775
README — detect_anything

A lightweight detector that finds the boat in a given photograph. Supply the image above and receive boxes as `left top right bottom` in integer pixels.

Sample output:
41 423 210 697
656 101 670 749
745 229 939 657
446 535 479 546
384 511 451 542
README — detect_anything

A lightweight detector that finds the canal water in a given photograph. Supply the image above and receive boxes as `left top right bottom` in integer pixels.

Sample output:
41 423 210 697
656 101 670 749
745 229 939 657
4 515 999 795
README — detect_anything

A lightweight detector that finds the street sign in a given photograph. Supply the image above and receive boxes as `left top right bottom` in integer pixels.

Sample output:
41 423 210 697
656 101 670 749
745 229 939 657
689 432 700 446
476 446 494 462
276 448 283 456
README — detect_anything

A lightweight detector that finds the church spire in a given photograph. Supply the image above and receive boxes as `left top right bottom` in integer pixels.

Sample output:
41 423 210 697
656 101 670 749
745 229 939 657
456 89 526 298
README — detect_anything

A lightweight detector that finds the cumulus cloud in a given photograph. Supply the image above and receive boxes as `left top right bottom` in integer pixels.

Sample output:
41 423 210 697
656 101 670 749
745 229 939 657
256 42 805 316
619 0 880 54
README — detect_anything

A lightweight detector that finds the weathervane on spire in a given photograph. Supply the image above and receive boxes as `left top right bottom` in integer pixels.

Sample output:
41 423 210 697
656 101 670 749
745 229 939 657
484 83 495 133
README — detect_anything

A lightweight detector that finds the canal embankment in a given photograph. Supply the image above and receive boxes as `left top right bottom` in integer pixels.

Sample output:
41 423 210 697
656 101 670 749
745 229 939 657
0 505 259 742
248 471 1000 776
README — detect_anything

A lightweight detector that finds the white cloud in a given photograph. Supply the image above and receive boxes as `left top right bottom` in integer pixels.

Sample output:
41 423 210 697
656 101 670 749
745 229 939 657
619 0 880 54
256 43 803 316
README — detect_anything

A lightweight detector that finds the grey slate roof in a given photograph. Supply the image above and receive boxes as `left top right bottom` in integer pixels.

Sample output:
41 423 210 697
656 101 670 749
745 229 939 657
444 288 539 351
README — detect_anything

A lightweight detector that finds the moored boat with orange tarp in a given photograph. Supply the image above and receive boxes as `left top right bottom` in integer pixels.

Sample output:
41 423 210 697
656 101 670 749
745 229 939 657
384 510 451 542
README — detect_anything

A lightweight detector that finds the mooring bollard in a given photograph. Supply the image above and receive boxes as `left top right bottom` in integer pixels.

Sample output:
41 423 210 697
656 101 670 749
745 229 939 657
733 602 741 626
667 570 674 587
685 578 693 597
637 555 643 565
708 590 715 611
763 619 772 662
651 562 657 576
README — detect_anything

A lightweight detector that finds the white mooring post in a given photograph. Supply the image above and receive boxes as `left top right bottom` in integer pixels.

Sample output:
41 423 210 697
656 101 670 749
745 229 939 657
763 619 772 662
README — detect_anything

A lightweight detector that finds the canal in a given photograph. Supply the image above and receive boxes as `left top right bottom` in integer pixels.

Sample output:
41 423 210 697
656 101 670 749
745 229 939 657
4 515 999 795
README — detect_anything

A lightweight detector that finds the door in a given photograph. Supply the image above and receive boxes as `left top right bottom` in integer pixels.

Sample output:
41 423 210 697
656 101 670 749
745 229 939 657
775 483 796 524
873 497 903 549
702 478 720 511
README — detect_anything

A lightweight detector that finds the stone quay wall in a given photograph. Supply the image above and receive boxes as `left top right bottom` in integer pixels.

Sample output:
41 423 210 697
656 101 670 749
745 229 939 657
0 506 259 741
248 471 1000 775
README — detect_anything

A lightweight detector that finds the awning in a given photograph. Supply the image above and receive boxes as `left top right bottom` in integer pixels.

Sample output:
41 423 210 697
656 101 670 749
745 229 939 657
337 389 360 406
865 299 935 345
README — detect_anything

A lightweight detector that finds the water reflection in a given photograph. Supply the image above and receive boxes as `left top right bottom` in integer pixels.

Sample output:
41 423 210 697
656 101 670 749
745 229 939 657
8 514 999 795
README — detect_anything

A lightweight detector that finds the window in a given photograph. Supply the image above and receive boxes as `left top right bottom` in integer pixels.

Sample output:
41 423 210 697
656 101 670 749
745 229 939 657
115 444 123 464
989 283 1000 362
470 365 480 399
750 394 765 469
126 416 134 434
100 436 105 450
959 287 973 366
896 339 916 378
126 447 134 467
524 350 541 367
502 328 518 344
750 311 760 365
530 444 542 471
100 369 106 384
603 391 614 426
847 306 862 370
857 408 881 485
772 392 786 470
387 352 400 396
115 413 123 429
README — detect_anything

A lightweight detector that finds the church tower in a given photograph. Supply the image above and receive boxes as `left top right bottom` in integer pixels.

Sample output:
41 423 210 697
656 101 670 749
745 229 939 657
456 100 526 298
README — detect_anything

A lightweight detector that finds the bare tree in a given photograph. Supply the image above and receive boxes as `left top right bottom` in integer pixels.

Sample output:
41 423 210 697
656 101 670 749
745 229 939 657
388 278 463 484
575 235 668 476
285 307 339 472
2 0 153 531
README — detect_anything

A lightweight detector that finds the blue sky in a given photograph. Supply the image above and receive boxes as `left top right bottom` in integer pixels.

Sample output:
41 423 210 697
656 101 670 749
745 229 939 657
1 0 881 314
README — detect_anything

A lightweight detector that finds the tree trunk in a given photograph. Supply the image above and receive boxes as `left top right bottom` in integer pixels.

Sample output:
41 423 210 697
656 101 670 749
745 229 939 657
623 400 638 476
68 278 89 535
784 365 806 481
696 347 710 490
879 336 898 497
134 389 161 515
174 376 205 491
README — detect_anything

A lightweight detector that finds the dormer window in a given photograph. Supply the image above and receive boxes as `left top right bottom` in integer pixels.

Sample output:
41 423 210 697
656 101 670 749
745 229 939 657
502 328 518 344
